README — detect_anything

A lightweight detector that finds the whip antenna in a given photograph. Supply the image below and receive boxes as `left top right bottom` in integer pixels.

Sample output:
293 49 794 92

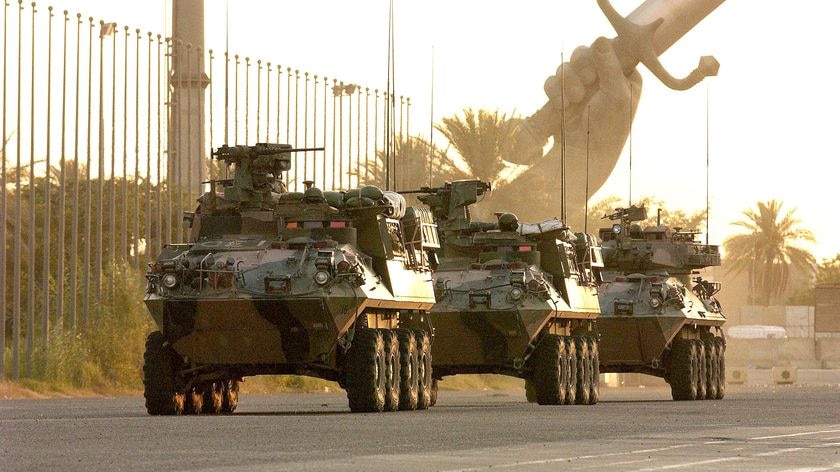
429 46 434 187
585 105 591 234
628 85 633 206
705 82 710 245
559 51 566 222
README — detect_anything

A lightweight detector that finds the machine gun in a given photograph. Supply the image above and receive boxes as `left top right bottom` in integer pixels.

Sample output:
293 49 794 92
401 180 491 232
211 143 323 209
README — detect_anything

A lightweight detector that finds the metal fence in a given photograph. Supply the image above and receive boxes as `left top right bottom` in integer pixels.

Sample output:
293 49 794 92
0 0 411 380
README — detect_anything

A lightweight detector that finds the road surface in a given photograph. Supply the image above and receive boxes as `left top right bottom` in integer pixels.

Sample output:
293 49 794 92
2 385 839 471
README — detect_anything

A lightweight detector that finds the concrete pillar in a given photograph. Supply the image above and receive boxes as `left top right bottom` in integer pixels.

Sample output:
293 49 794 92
169 0 209 189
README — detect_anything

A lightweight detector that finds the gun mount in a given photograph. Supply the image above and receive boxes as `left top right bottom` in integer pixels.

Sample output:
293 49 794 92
404 180 492 233
210 143 323 209
598 206 720 275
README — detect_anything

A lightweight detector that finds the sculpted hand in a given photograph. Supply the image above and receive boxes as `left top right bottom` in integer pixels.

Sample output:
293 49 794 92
496 36 642 227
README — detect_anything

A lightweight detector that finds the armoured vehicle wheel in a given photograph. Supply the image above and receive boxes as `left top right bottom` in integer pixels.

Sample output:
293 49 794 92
574 337 591 405
184 386 204 415
694 340 707 400
429 379 439 407
532 334 567 405
587 337 600 405
221 379 239 413
714 337 726 399
524 378 537 403
415 331 433 410
703 339 718 400
202 382 224 414
669 339 698 401
345 328 387 413
396 329 419 411
564 337 577 405
143 331 185 415
381 330 401 412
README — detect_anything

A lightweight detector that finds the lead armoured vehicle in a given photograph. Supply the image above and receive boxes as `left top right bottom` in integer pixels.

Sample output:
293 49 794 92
142 144 437 414
408 180 602 405
596 206 726 400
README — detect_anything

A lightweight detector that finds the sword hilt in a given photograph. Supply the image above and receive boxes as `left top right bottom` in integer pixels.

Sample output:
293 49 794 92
598 0 719 91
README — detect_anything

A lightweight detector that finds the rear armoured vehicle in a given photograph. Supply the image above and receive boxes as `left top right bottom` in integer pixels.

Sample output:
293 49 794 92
596 206 726 400
142 144 437 414
408 180 602 405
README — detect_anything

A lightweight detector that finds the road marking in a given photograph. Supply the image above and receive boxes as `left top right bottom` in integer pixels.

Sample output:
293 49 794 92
811 442 840 448
776 465 840 472
754 447 807 457
636 457 743 471
441 444 693 472
750 429 840 440
601 457 657 467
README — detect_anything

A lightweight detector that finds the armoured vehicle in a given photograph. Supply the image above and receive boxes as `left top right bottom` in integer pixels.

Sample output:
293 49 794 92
596 206 726 400
142 143 437 414
408 180 602 405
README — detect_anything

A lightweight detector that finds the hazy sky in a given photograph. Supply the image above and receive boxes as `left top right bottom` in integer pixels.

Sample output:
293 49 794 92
11 0 840 260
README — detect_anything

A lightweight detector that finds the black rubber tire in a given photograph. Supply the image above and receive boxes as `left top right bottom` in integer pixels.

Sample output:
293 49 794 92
345 328 387 413
694 340 707 400
574 336 591 405
715 337 726 400
587 337 600 405
202 382 224 414
532 334 566 405
396 328 419 411
669 338 698 401
429 378 439 407
142 331 185 415
221 379 239 413
184 385 204 415
524 378 537 403
381 329 400 412
564 336 577 405
415 331 432 410
704 339 718 400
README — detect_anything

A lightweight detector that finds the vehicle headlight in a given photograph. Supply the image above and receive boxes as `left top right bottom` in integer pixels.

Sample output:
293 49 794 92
162 274 179 289
649 296 662 308
336 260 352 273
313 270 330 285
509 287 524 301
612 223 622 234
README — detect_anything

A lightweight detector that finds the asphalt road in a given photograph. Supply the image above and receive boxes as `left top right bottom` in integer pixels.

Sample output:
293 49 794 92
2 385 839 471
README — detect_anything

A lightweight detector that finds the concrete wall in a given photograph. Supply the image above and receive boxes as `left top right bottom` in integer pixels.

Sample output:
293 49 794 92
725 306 839 369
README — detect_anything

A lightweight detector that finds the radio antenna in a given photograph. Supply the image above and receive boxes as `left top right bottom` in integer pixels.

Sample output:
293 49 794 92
384 0 395 190
559 51 567 222
584 105 591 234
628 85 633 206
705 82 710 245
428 46 434 187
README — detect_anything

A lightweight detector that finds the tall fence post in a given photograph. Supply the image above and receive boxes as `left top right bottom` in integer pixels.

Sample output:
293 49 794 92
25 1 37 376
12 0 23 380
0 0 9 381
41 5 54 358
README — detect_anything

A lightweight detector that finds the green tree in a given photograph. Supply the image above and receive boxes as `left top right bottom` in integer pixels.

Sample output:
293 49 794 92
358 136 468 191
724 200 815 305
435 108 517 182
788 253 840 305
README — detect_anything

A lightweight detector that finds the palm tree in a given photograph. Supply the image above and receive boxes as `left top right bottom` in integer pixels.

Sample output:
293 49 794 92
355 135 468 191
434 108 517 182
724 199 815 305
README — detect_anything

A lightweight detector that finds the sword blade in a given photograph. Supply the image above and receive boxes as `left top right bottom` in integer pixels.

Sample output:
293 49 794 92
628 0 725 56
